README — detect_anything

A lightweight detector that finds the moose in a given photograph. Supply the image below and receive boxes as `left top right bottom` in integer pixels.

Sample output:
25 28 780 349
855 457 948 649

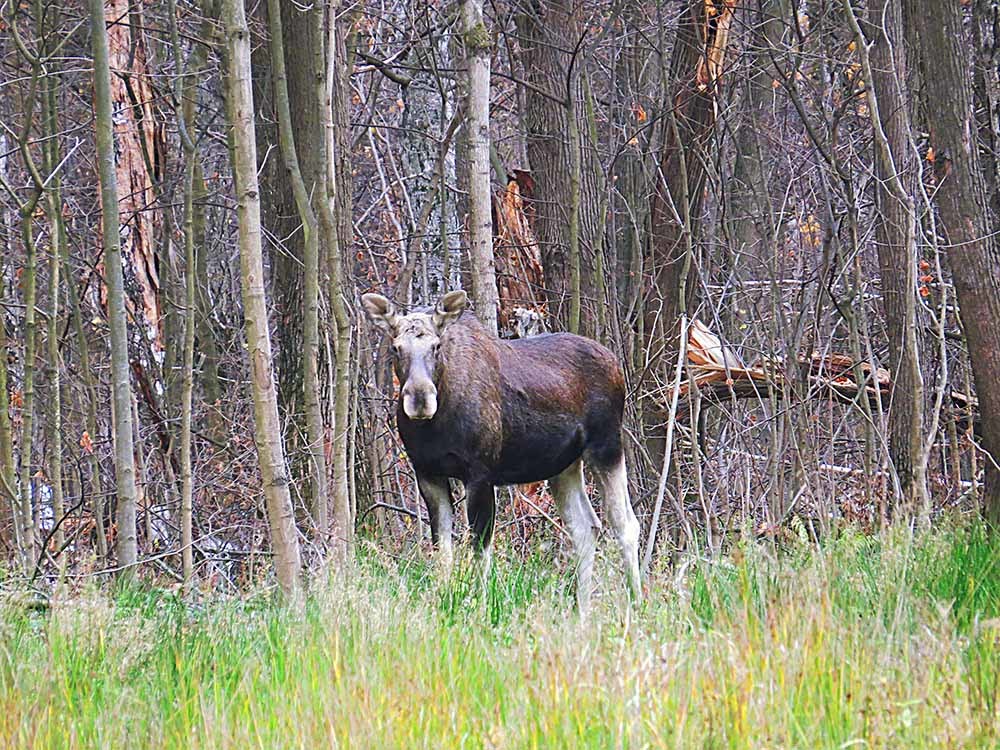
361 290 642 608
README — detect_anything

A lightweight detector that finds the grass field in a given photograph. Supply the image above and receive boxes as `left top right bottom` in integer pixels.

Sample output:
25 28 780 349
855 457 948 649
1 522 999 749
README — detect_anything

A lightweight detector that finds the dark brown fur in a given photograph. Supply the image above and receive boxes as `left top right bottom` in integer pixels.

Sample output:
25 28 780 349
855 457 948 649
398 313 624 481
395 313 626 549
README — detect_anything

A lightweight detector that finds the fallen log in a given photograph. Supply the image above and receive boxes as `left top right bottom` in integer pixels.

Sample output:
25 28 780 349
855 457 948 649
661 320 980 431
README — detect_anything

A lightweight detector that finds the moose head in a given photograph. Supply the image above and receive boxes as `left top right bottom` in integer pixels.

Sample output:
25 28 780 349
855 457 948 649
361 290 468 421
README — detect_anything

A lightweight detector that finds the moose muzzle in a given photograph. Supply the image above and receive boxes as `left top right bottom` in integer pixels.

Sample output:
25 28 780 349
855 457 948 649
401 377 438 420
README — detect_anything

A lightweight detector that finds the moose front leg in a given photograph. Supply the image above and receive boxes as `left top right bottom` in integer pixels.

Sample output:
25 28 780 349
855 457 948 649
416 473 454 570
466 480 496 574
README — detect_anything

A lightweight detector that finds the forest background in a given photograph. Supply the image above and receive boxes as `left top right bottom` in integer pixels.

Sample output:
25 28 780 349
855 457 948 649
0 0 999 601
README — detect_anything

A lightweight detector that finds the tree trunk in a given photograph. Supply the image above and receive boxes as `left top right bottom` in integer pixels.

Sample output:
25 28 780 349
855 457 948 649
849 0 928 515
90 0 140 573
104 0 163 357
973 0 1000 216
16 200 39 568
255 0 322 422
267 0 329 539
169 0 199 590
516 0 600 332
463 0 499 334
315 2 353 561
193 162 222 436
647 0 735 360
0 152 16 554
909 0 1000 520
43 67 66 562
179 155 196 588
224 0 302 596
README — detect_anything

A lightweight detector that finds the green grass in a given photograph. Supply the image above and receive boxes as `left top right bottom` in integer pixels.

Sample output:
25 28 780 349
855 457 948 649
2 523 999 748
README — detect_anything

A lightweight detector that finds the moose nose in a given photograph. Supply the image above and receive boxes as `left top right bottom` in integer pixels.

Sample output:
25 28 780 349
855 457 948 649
401 383 438 420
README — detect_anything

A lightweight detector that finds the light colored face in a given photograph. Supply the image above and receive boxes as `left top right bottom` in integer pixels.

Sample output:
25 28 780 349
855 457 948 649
361 291 468 421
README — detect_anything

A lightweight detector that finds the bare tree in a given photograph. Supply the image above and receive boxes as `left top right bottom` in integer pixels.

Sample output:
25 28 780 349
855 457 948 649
89 0 141 573
909 0 1000 521
463 0 499 334
266 0 329 538
515 0 598 332
845 0 928 515
224 0 302 596
316 1 354 561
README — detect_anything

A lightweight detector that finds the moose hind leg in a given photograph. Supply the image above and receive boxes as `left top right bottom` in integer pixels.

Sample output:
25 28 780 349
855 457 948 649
596 456 642 601
551 459 600 612
417 473 454 570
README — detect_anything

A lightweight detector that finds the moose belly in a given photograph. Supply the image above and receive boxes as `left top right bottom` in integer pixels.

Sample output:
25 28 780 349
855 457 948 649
491 420 586 485
399 409 585 486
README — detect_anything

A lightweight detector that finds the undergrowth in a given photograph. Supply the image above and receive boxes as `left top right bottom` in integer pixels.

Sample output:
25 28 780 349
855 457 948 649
1 522 998 748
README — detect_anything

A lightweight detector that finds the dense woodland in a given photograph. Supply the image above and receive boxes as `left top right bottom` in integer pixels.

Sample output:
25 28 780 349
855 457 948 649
1 0 999 598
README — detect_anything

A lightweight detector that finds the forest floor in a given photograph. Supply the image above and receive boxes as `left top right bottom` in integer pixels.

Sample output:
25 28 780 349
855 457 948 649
1 521 999 748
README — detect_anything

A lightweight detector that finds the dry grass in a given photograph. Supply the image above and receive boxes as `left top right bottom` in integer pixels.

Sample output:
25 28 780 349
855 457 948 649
1 523 998 748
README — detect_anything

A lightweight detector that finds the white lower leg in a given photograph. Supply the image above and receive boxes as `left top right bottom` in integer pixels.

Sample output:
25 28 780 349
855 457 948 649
572 519 597 612
438 513 454 571
554 460 600 612
418 476 454 573
602 457 642 600
478 544 493 587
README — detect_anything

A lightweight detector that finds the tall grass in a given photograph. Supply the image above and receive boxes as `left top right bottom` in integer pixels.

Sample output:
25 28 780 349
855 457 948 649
1 523 998 748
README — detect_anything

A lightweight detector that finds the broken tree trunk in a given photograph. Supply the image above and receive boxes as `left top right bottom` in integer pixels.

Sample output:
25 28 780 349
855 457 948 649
666 321 979 430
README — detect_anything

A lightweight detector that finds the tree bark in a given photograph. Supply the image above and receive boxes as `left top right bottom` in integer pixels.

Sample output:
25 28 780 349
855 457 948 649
909 0 1000 520
315 2 353 561
90 0 140 573
267 0 329 539
104 0 163 355
0 318 11 549
516 0 600 332
42 63 66 562
973 0 1000 216
16 196 40 569
168 0 199 590
463 0 499 334
0 147 16 555
647 0 735 359
255 0 322 420
192 162 222 436
849 0 928 515
224 0 303 596
179 154 196 588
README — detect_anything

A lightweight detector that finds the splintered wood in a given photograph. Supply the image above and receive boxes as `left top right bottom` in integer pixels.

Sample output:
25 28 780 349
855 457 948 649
672 320 979 427
493 177 546 333
676 319 889 407
101 0 164 353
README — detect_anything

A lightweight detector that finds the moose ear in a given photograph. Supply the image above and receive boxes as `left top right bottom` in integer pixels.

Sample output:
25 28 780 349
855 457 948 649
361 293 398 334
433 290 468 331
